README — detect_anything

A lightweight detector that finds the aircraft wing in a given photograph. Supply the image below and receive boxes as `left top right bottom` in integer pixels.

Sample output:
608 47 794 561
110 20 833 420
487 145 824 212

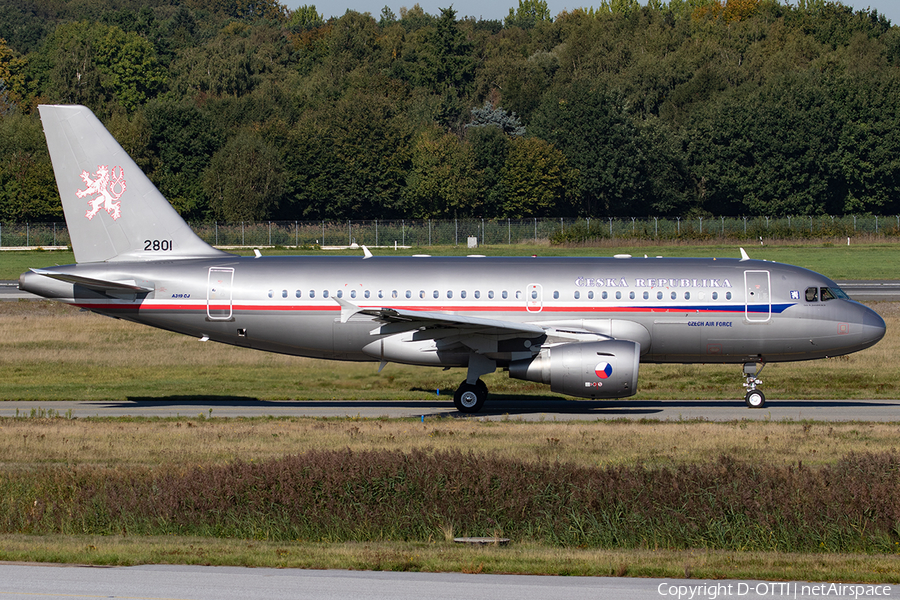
29 268 154 293
334 297 545 337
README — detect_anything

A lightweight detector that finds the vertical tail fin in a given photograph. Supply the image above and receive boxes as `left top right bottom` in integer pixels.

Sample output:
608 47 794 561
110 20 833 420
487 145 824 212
38 104 230 263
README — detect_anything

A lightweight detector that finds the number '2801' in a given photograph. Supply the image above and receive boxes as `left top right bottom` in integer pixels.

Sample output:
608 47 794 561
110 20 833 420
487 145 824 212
144 239 173 251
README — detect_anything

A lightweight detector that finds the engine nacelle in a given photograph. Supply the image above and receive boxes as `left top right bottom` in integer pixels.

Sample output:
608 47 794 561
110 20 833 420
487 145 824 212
509 340 640 399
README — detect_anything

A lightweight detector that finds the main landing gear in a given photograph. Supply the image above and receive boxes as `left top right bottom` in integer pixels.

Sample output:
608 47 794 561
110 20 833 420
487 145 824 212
742 362 766 408
454 379 488 413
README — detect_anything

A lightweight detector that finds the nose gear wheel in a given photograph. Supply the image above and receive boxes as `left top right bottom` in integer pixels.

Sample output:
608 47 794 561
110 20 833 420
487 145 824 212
742 362 766 408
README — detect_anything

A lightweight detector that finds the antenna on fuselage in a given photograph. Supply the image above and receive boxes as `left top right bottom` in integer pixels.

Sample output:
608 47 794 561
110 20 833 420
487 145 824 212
739 248 750 261
362 245 373 259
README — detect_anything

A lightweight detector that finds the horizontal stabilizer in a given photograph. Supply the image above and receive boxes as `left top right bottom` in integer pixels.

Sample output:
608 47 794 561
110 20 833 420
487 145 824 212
29 268 154 293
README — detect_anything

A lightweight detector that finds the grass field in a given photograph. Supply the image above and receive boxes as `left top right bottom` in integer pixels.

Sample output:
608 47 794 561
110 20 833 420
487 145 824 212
2 414 900 470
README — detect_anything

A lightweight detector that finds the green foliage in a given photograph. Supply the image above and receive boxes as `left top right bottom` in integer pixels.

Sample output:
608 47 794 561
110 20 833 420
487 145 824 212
144 100 223 218
467 125 511 215
531 81 663 216
0 112 59 221
2 0 900 221
504 0 552 29
93 26 166 111
404 127 479 218
288 5 324 30
284 84 413 219
204 130 285 221
501 137 577 217
0 38 26 112
419 7 476 126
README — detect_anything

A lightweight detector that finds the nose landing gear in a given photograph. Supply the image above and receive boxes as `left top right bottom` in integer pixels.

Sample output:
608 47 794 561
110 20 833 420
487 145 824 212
743 362 766 408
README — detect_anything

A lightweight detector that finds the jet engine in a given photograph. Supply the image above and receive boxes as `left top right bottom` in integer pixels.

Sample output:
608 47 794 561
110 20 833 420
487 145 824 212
508 340 640 399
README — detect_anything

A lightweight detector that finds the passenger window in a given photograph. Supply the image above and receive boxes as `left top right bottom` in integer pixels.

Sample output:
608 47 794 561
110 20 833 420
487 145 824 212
323 290 329 298
364 290 370 299
552 291 559 299
267 290 273 298
532 290 538 300
643 291 649 300
806 287 818 302
475 291 481 299
405 290 411 299
488 291 494 299
726 292 732 300
419 290 425 299
657 291 663 300
282 290 288 298
336 290 342 298
350 290 356 299
616 291 622 300
574 291 580 300
502 291 508 299
378 290 384 299
671 291 677 300
629 291 635 300
684 292 690 300
588 291 594 300
433 290 439 299
296 290 302 298
447 290 453 299
461 290 467 299
602 291 608 300
310 290 315 298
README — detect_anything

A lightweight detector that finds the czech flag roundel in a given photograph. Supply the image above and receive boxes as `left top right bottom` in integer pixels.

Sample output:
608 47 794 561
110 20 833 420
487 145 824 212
595 362 613 379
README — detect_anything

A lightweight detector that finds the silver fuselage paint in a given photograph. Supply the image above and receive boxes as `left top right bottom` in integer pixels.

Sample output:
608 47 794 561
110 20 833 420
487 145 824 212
19 255 886 368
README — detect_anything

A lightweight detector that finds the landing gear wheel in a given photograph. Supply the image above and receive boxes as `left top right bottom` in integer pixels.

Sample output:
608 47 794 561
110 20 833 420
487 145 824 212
745 389 766 409
742 361 766 409
454 379 488 413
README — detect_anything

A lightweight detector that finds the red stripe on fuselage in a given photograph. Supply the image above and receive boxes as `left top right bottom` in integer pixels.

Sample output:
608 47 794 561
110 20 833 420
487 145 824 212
71 301 748 315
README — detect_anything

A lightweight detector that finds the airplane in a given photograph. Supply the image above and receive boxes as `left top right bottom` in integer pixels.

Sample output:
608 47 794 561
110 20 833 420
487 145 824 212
19 105 886 413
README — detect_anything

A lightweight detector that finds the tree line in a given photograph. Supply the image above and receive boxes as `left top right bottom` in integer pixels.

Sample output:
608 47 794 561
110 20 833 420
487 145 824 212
0 0 898 223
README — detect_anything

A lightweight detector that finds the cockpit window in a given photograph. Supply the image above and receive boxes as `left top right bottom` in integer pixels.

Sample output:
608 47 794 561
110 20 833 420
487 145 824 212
821 287 850 301
808 286 849 302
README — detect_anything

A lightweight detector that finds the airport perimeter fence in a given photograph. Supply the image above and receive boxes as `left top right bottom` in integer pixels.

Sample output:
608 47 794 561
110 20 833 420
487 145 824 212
2 216 900 248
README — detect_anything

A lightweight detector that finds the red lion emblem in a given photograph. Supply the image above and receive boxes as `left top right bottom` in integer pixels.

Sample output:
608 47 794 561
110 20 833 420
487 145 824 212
78 165 126 220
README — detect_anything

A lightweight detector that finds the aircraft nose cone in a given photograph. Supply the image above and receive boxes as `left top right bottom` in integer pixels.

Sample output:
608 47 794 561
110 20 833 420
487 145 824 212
860 304 887 346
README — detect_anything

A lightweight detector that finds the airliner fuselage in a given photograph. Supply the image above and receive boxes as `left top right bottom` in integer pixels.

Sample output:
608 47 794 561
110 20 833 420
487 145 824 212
20 255 884 386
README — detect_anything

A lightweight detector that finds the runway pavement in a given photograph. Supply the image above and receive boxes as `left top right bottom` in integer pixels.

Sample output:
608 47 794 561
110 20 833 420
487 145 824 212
2 397 898 421
0 563 890 600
